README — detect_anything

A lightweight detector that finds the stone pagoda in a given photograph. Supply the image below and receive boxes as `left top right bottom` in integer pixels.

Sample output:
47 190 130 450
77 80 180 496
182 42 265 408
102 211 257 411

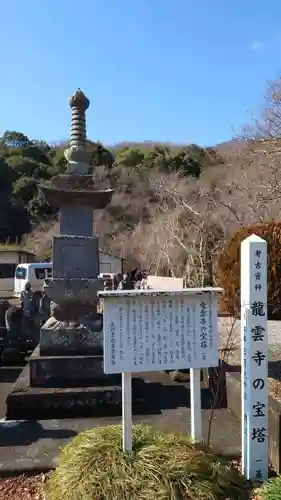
7 90 122 419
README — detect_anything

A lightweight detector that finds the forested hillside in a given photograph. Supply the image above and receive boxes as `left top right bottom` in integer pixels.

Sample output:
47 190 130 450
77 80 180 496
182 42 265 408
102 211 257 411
0 131 221 261
2 78 281 282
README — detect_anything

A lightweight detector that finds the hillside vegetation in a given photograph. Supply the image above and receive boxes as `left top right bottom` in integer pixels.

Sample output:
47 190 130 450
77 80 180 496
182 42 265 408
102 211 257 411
1 78 281 281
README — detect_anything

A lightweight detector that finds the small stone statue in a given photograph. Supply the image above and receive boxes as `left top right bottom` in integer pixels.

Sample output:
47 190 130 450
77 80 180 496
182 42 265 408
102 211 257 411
103 280 111 291
20 282 35 318
20 282 36 339
2 304 23 364
39 291 51 327
4 305 22 345
113 273 122 290
130 268 146 289
118 273 133 290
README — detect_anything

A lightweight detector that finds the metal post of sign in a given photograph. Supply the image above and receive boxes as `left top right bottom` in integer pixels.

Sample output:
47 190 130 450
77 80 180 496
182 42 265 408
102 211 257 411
190 367 202 441
122 372 132 452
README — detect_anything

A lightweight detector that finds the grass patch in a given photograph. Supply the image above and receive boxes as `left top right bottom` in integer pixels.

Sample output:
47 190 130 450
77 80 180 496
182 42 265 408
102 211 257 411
258 474 281 499
46 424 248 500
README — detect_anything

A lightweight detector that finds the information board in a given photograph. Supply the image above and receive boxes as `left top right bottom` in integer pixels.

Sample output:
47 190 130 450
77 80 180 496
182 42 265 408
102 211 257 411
102 290 220 374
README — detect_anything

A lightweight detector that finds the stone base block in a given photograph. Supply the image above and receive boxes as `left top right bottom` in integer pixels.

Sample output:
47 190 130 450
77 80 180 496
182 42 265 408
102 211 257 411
43 278 104 306
53 235 100 279
0 325 6 343
40 327 102 356
6 363 123 420
0 348 23 366
29 346 119 388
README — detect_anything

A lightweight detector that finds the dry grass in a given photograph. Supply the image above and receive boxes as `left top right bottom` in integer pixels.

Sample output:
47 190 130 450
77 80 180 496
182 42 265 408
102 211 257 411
46 424 248 500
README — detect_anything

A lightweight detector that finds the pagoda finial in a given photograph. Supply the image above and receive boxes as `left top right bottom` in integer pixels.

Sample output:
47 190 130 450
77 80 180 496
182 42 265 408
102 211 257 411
64 89 90 172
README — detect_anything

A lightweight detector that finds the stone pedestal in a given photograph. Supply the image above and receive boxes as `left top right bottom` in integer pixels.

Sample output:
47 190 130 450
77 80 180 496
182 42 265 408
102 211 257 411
29 346 121 387
40 324 103 356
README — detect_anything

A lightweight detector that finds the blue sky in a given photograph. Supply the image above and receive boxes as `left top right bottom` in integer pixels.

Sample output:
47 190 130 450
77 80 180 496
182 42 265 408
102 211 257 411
1 0 281 147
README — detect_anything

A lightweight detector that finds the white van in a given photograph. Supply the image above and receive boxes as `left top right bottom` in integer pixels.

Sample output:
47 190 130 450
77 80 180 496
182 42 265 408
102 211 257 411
14 262 52 298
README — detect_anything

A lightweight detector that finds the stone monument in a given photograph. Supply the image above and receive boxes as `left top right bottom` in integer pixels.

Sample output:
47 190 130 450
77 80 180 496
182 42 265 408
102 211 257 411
6 90 123 419
39 89 111 362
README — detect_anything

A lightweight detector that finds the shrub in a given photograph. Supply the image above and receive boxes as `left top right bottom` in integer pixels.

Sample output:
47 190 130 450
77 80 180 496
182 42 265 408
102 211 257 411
216 222 281 320
259 474 281 499
45 424 247 500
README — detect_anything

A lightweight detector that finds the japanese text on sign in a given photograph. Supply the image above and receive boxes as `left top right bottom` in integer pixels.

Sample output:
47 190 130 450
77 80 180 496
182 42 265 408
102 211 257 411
102 289 221 374
241 235 268 482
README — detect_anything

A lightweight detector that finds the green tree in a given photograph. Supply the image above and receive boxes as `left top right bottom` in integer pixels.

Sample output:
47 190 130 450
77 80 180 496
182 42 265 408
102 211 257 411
0 195 30 242
0 157 14 192
87 141 115 169
114 147 145 168
0 130 30 149
28 190 53 221
12 176 39 204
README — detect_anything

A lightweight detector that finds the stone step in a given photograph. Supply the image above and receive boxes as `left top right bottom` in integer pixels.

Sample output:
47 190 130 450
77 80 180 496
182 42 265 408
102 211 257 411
6 361 122 420
29 347 120 388
6 383 123 420
6 363 148 420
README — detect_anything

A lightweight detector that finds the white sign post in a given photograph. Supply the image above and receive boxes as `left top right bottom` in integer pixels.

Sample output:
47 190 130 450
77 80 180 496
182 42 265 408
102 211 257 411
99 287 222 452
190 367 202 441
122 372 132 452
241 234 268 481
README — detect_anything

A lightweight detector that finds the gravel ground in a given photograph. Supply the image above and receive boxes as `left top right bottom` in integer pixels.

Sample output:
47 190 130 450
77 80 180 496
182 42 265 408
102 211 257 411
0 468 263 500
0 473 46 500
219 318 281 404
218 317 281 366
218 317 281 348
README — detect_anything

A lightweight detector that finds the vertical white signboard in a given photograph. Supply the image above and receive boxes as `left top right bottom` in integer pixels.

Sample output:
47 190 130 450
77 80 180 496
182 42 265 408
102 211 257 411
241 234 268 481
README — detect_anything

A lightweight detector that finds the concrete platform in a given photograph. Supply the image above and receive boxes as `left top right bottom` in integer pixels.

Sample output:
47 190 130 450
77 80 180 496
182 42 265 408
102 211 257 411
0 409 241 474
